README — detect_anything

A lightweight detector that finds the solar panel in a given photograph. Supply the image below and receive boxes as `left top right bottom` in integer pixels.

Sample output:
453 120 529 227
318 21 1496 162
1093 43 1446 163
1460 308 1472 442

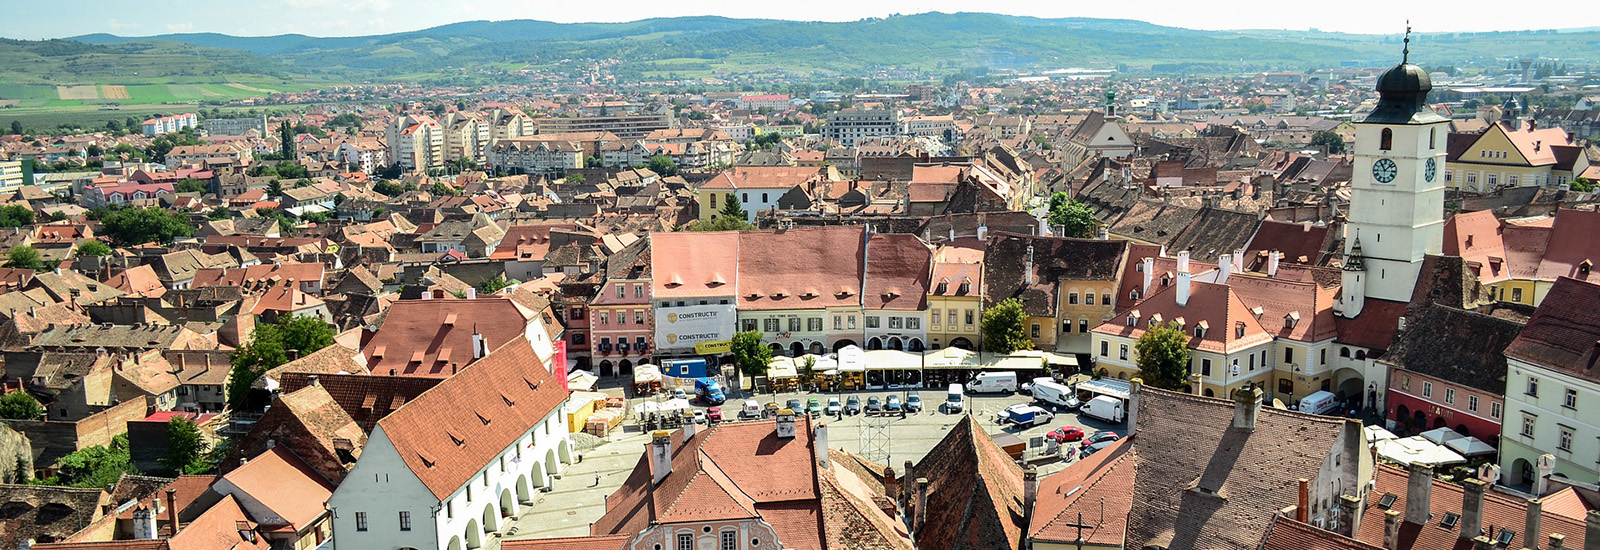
1439 512 1460 529
1496 529 1516 546
1377 493 1398 509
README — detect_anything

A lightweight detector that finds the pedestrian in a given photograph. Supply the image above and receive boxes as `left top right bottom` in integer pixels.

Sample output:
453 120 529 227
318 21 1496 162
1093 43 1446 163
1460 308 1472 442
592 473 601 487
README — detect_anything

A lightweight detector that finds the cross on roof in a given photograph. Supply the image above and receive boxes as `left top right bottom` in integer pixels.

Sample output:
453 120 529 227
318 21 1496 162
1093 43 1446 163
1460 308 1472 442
1403 21 1412 64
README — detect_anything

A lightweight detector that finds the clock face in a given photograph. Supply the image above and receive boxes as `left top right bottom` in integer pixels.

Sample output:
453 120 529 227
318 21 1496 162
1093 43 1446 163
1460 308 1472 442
1424 158 1437 182
1373 158 1398 183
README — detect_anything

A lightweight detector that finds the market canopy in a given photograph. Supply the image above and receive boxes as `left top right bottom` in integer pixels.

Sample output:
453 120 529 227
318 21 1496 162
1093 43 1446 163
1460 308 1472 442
922 347 979 369
864 349 922 370
836 345 866 372
567 369 599 392
1419 427 1466 445
634 364 662 384
638 398 693 413
767 357 799 379
1445 435 1496 457
1006 350 1078 368
1374 436 1466 467
1364 425 1399 442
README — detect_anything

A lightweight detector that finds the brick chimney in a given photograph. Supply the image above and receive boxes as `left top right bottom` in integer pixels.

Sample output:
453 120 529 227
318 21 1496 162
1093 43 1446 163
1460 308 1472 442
1549 532 1565 550
681 411 697 440
1405 462 1433 525
1190 373 1202 396
650 430 673 484
1022 465 1039 525
1340 494 1363 537
1127 378 1142 435
883 465 899 502
1586 510 1600 550
1471 536 1492 550
1461 478 1486 540
165 488 180 534
1268 250 1282 277
1232 384 1262 431
914 477 930 532
1297 478 1309 522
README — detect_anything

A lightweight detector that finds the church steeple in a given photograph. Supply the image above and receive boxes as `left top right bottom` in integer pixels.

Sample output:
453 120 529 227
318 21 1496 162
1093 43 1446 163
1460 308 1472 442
1365 23 1448 125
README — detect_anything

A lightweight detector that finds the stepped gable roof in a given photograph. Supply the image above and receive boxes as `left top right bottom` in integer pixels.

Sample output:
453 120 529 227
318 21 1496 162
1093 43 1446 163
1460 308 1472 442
375 334 566 500
1030 437 1134 546
863 234 932 311
737 226 865 311
1353 464 1589 550
1384 305 1522 394
911 414 1026 550
1126 387 1348 550
1504 276 1600 382
361 298 531 378
651 231 739 299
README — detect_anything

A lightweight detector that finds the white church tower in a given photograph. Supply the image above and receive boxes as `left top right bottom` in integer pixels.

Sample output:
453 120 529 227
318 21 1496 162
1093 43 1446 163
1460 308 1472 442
1339 28 1449 318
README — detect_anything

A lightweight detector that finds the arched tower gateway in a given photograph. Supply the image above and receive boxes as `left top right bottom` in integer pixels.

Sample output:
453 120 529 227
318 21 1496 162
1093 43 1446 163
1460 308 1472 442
1338 28 1449 318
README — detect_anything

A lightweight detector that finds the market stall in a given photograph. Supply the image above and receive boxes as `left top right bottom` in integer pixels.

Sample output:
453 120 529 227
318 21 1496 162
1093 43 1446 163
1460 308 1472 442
922 346 979 388
836 345 866 390
863 349 922 389
633 364 663 395
767 357 801 392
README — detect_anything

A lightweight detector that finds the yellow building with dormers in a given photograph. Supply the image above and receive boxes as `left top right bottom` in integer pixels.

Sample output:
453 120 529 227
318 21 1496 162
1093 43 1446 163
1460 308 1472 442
926 241 984 350
1444 119 1592 194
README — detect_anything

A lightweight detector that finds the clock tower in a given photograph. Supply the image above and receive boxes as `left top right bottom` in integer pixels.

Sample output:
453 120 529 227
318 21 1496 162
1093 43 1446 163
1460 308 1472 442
1338 30 1449 318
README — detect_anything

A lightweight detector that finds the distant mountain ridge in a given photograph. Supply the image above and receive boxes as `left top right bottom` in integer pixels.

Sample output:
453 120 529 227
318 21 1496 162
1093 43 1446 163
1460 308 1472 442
23 13 1600 83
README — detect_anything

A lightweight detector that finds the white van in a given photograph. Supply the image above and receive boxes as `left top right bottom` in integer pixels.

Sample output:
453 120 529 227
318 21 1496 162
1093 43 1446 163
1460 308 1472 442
1031 379 1080 410
945 383 964 413
1079 395 1125 423
1298 391 1339 416
739 399 762 420
966 371 1019 394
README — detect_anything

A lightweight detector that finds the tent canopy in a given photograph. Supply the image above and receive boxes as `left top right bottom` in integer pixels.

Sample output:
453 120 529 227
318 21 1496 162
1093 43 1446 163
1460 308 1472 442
1374 436 1466 467
634 364 662 383
1444 436 1496 457
1419 427 1467 445
767 357 799 379
836 345 866 372
864 349 921 370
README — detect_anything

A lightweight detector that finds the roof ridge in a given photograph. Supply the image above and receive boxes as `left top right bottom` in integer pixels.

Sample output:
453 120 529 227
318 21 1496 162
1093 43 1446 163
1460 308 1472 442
1039 440 1133 535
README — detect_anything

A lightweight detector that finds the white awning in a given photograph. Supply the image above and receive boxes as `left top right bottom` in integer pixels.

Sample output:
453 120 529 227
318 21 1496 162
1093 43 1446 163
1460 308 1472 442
1374 436 1466 467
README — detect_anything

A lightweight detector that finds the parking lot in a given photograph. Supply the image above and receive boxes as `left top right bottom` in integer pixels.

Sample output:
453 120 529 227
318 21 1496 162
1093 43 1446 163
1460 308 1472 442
504 384 1123 541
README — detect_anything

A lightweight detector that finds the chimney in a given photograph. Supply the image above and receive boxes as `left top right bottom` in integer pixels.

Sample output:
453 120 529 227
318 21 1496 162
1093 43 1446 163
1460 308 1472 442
1405 462 1433 525
650 430 673 484
1472 536 1493 550
681 411 698 440
1297 479 1310 522
1097 226 1109 240
1127 378 1142 435
1232 384 1262 431
165 488 180 534
1233 248 1246 274
131 506 157 539
1341 494 1363 537
1190 373 1202 396
1550 532 1565 550
1385 510 1402 550
1176 270 1192 307
977 225 988 241
1526 498 1543 550
1587 510 1600 550
1141 257 1154 296
1461 478 1487 540
1177 250 1190 273
1022 466 1039 523
1538 454 1555 495
1268 250 1282 277
901 460 915 509
1217 253 1232 284
883 465 899 502
776 408 797 439
465 287 477 299
915 477 930 531
472 331 486 360
1024 245 1035 285
814 422 829 469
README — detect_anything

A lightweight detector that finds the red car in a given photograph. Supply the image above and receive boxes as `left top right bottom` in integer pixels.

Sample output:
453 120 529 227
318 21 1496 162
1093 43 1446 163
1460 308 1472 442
1046 426 1085 443
707 407 722 422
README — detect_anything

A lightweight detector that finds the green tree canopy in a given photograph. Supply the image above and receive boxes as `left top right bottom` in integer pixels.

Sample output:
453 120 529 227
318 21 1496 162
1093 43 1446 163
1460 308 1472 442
646 155 679 176
1135 321 1192 390
1048 193 1097 238
981 298 1033 354
173 178 208 194
0 391 43 420
373 180 405 197
688 215 755 232
1309 130 1347 155
730 330 773 379
159 416 211 476
50 434 135 488
430 182 461 196
564 173 586 184
76 240 113 257
0 204 35 228
479 274 519 294
99 207 195 246
717 194 748 220
6 245 45 270
227 314 335 409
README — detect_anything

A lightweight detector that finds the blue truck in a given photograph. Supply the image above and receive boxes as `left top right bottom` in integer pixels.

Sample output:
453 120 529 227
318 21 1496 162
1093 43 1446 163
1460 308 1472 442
694 378 726 405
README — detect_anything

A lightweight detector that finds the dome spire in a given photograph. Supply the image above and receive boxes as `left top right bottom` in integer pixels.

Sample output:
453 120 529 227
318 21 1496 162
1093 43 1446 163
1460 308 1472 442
1402 20 1411 64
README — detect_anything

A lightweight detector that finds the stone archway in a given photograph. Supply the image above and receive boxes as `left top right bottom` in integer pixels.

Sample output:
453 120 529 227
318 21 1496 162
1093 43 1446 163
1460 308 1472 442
1512 458 1534 487
599 360 614 377
481 503 498 533
908 338 925 352
833 340 857 351
465 519 482 549
790 342 805 357
619 359 633 375
867 337 882 350
1433 417 1447 430
810 342 825 355
951 337 974 350
516 474 532 505
887 337 903 351
499 488 517 518
545 448 560 476
558 438 573 464
1204 388 1215 397
1411 410 1427 432
1396 405 1410 431
1455 424 1470 437
531 460 548 489
448 537 463 550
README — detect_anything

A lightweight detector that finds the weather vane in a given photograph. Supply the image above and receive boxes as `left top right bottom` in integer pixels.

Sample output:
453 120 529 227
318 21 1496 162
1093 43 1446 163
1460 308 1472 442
1402 20 1411 64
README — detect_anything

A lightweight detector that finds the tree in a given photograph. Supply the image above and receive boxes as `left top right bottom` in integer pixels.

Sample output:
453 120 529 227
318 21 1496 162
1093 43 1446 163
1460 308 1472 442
980 298 1032 354
479 274 519 294
159 417 210 476
174 178 208 194
100 207 194 246
75 240 112 257
50 434 135 488
0 204 35 227
1310 130 1347 155
688 215 756 232
0 391 43 420
228 314 335 409
717 195 748 220
373 180 405 197
1047 193 1097 238
278 120 296 160
730 330 773 379
430 182 461 196
646 155 679 177
1135 321 1191 390
8 121 21 136
564 173 586 184
1569 177 1595 192
6 245 45 270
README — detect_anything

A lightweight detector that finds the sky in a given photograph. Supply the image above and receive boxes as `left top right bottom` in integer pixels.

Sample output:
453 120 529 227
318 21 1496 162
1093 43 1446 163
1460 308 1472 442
3 0 1594 39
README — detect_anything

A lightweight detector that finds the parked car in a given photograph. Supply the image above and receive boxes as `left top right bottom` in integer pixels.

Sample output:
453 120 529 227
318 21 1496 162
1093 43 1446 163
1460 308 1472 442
886 395 903 412
786 398 803 412
1047 426 1085 443
825 397 842 416
806 397 823 416
966 371 1019 394
707 406 723 422
739 400 762 420
672 388 688 400
904 394 923 413
1085 431 1120 445
865 396 884 415
691 409 707 424
1080 439 1116 458
844 396 862 415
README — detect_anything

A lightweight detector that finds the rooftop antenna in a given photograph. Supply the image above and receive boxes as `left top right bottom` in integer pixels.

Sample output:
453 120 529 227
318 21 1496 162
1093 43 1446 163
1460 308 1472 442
1402 21 1412 64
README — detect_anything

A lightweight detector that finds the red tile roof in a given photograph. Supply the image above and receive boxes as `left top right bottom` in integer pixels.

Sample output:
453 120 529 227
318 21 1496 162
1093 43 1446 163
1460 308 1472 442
863 234 932 311
700 166 825 190
1260 515 1382 550
166 494 271 550
1353 464 1589 550
1333 298 1410 352
190 262 325 290
220 446 333 529
1030 437 1134 546
1504 276 1600 382
651 231 740 299
737 227 865 311
1443 210 1510 284
911 414 1027 550
1095 278 1273 354
1534 209 1600 284
1244 220 1335 267
1227 271 1340 343
376 333 567 500
362 298 532 377
502 535 632 550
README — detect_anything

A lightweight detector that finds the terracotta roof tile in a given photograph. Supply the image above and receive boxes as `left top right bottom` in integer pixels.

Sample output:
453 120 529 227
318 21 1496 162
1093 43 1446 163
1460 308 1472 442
737 227 865 310
219 447 333 529
1260 514 1382 550
362 298 532 378
911 415 1026 550
1504 276 1600 382
1353 464 1589 550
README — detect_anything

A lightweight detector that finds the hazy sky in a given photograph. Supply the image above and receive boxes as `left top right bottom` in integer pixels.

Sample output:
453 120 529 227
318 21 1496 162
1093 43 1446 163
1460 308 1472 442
2 0 1592 39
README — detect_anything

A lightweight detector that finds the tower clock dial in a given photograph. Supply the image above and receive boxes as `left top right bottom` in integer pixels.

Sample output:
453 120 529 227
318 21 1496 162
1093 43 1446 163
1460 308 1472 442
1372 158 1398 183
1424 158 1437 182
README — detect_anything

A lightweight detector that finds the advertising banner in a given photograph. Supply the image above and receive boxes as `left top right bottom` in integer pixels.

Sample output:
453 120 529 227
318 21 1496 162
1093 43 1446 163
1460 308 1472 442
656 304 737 351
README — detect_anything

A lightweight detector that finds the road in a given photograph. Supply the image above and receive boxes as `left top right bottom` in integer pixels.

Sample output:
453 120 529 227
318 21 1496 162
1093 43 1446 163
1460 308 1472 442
503 384 1125 541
